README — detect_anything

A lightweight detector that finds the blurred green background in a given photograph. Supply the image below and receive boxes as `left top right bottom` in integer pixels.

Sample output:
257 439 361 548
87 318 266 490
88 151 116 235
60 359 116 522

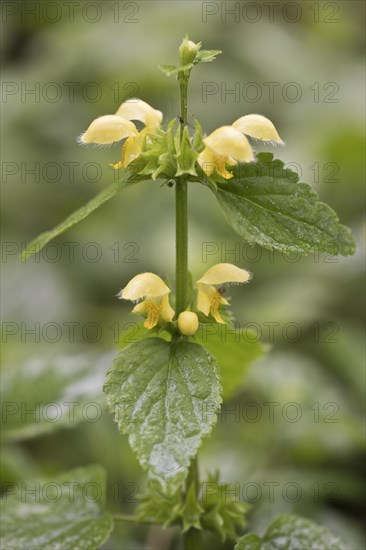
1 1 365 548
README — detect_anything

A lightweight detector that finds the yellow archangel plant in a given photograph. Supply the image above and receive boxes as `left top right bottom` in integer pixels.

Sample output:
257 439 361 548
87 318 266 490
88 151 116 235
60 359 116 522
19 34 355 550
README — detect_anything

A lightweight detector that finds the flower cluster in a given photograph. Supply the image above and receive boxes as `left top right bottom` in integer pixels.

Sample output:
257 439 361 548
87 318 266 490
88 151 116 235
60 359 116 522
79 99 283 181
119 263 251 336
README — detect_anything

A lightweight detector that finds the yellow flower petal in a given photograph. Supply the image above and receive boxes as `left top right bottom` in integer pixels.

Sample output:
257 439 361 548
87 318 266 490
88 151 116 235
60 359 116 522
121 135 143 168
121 272 170 301
143 298 162 329
110 161 123 170
178 311 199 336
214 156 235 179
160 295 175 323
131 300 147 314
197 263 251 286
115 99 162 131
232 114 283 144
209 292 226 324
204 126 254 163
79 115 138 144
197 148 235 180
197 285 227 324
197 147 216 176
197 286 211 316
131 296 174 329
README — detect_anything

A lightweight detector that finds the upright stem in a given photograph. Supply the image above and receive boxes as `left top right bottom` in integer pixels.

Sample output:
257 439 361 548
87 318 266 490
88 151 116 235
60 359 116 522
179 77 188 133
175 178 188 315
183 527 203 550
176 69 202 550
175 73 189 316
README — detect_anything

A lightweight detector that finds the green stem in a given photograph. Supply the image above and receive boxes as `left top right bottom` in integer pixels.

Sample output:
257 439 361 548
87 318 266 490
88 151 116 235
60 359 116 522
175 178 188 315
186 457 199 494
179 74 188 128
183 527 203 550
175 71 189 316
176 69 203 550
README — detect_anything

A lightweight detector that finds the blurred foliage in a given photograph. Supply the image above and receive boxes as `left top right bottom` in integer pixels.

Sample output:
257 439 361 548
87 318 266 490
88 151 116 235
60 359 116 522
1 1 365 548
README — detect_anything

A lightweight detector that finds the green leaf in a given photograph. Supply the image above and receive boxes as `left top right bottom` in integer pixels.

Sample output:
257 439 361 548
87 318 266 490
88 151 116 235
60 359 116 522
235 533 262 549
192 119 204 152
159 64 178 76
139 120 178 180
135 471 249 541
215 153 355 256
135 485 181 528
1 351 110 442
21 160 145 260
235 514 344 549
195 325 266 399
175 126 198 177
180 483 204 532
201 471 250 541
0 465 113 550
104 338 222 495
159 63 193 76
194 49 222 63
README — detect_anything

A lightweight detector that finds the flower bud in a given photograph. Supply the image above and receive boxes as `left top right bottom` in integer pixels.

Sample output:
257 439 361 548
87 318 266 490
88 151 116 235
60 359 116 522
179 36 201 66
178 311 199 336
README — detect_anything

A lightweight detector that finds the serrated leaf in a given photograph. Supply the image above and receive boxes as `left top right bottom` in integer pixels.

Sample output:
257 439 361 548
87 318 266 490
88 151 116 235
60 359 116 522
235 514 344 549
1 351 110 442
194 49 222 63
0 465 113 550
195 325 266 399
104 338 222 495
21 160 145 260
215 154 355 256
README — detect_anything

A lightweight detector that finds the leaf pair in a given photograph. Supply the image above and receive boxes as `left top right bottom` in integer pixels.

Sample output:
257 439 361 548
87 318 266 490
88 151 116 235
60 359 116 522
21 153 355 260
159 49 222 76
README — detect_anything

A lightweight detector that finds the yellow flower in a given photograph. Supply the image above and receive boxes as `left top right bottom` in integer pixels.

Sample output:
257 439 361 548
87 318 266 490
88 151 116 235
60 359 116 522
119 272 174 330
79 99 162 169
198 115 282 180
197 126 254 180
178 311 199 336
196 263 251 323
